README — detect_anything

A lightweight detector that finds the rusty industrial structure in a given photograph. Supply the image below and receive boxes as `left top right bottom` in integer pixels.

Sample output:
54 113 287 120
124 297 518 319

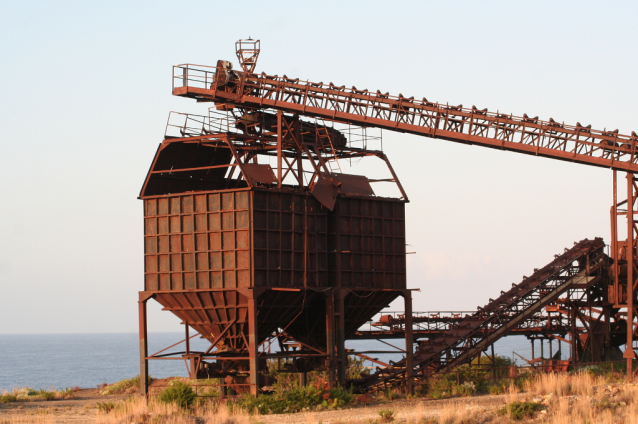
138 39 638 395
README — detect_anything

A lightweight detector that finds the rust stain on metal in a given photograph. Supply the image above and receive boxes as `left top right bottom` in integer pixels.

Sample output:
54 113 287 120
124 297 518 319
139 38 638 395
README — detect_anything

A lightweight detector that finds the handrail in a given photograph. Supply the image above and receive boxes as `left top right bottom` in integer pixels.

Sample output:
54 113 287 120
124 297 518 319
172 64 638 173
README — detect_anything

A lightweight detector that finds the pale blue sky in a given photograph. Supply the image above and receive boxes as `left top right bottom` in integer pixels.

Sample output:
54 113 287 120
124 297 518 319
1 1 636 334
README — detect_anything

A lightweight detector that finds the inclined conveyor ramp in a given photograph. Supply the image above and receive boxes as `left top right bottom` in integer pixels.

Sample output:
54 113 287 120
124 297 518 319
368 237 608 390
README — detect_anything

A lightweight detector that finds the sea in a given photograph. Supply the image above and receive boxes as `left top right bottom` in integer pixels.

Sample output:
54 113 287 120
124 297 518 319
0 333 568 392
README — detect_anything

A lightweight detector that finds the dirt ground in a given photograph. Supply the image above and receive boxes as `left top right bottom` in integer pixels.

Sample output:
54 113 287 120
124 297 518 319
0 389 129 423
0 389 507 424
255 395 506 424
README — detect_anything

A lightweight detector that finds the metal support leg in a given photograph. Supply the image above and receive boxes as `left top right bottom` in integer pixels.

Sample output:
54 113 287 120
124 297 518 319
403 290 414 394
490 343 496 384
248 292 259 397
336 290 347 386
138 293 150 395
277 111 283 188
627 172 636 378
185 325 190 355
326 292 336 389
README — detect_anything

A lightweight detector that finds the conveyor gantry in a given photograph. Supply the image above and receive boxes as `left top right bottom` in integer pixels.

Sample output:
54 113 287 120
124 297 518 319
367 238 608 390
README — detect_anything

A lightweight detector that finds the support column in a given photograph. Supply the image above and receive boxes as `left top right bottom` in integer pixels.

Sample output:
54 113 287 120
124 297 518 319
571 306 578 365
138 292 152 395
611 171 620 303
490 343 497 384
336 289 347 386
277 111 283 188
248 291 260 397
626 172 636 377
326 291 336 389
185 325 190 355
403 290 414 394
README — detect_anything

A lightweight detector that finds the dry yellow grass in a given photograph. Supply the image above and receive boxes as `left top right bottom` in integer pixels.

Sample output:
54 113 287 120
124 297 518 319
7 371 638 423
434 401 491 424
523 370 605 397
93 397 252 424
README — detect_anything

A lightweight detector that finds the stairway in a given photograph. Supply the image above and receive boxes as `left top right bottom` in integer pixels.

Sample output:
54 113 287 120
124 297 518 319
367 237 608 390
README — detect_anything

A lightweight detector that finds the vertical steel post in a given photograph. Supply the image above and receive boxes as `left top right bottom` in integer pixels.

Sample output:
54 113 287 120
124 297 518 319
326 291 336 389
138 294 149 395
248 292 259 396
185 325 190 355
612 170 619 302
627 172 635 377
491 344 497 383
336 289 347 385
571 307 578 364
277 111 283 188
403 290 414 394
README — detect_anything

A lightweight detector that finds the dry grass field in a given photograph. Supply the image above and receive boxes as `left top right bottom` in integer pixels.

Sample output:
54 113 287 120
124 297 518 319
3 371 638 423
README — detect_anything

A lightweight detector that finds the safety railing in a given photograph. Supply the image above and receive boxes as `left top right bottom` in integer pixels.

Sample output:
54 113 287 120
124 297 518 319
173 64 638 172
172 64 217 91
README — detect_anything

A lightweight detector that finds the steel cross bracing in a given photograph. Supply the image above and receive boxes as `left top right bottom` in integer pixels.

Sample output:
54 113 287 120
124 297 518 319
366 238 607 390
172 65 638 173
162 42 638 390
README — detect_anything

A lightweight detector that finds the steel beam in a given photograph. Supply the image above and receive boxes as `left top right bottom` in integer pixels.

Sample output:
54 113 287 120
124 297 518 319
248 291 259 396
336 289 347 385
138 292 152 395
402 290 414 394
326 291 336 389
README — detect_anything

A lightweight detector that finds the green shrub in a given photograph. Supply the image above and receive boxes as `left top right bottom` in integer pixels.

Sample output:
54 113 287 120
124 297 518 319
158 381 196 409
499 401 543 420
347 356 371 379
101 375 143 395
37 389 56 401
96 401 116 413
378 408 395 422
384 387 397 400
239 384 353 414
241 386 321 414
0 393 17 403
57 387 75 399
455 381 476 397
329 385 353 406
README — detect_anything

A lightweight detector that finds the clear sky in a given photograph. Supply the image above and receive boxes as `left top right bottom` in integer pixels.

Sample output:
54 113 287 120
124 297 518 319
1 1 637 334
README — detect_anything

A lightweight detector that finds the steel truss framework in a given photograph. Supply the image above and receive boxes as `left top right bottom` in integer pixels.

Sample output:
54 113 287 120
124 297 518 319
365 238 610 390
139 288 414 396
172 64 638 173
138 106 413 395
142 40 638 396
168 45 638 379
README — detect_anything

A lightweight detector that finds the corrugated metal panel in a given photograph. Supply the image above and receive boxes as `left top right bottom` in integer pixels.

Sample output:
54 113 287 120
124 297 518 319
145 189 406 291
144 190 252 291
252 190 328 288
329 197 406 289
